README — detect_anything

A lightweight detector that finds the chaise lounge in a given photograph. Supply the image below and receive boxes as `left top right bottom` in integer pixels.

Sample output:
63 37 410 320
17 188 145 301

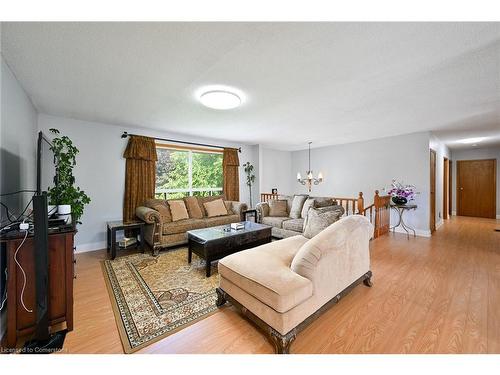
216 215 374 353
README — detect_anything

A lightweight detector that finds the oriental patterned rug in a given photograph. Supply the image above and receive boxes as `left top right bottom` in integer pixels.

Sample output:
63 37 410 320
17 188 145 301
102 247 219 353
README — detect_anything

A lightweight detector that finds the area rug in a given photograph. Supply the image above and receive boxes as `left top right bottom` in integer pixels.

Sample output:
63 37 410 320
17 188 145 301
102 247 219 353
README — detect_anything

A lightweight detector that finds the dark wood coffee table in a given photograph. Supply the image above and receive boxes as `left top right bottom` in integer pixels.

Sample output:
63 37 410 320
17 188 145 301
187 221 272 277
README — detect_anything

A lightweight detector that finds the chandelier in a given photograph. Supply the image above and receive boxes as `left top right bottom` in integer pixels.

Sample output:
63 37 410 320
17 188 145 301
297 142 323 192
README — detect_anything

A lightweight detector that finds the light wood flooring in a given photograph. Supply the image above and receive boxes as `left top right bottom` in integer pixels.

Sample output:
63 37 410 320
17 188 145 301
62 216 500 354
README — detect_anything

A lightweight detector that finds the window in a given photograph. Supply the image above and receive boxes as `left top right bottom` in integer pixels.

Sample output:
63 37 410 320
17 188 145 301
155 145 223 200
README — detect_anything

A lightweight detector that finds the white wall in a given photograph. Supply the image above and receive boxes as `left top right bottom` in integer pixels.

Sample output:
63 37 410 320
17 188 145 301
1 56 38 216
0 54 38 343
291 132 432 235
430 135 451 228
258 147 293 196
451 146 500 218
37 113 258 252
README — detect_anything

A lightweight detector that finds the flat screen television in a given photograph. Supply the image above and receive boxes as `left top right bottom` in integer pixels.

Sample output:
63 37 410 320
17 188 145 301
32 131 55 341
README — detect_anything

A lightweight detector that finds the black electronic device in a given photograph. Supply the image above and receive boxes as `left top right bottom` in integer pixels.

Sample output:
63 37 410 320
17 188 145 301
32 193 49 342
21 131 66 353
48 218 67 228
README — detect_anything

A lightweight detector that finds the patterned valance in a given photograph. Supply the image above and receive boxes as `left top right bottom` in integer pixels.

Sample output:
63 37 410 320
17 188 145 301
123 135 158 161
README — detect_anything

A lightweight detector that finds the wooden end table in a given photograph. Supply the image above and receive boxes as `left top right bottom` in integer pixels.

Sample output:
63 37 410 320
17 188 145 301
243 209 258 222
106 220 145 259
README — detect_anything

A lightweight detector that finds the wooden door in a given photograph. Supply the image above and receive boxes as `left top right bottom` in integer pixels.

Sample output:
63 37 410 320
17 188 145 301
457 159 496 218
443 157 449 220
430 149 436 233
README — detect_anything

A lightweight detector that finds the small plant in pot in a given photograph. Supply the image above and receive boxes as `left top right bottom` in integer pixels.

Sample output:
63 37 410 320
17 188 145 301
387 179 418 205
243 161 256 208
47 128 91 224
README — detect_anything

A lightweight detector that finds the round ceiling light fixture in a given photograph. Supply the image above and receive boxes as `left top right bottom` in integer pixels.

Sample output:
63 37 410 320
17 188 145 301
198 88 242 110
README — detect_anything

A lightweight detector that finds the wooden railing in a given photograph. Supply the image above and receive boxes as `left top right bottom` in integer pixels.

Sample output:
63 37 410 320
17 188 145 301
260 193 279 202
360 190 391 238
333 192 364 216
260 190 390 239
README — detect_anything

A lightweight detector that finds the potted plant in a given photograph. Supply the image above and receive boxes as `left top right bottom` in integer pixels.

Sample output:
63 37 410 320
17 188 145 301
386 179 418 205
243 162 256 208
47 128 91 223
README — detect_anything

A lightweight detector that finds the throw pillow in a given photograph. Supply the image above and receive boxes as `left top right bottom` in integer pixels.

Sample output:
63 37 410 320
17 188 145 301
197 195 226 216
268 199 288 217
313 197 334 208
184 196 203 219
151 204 172 223
203 198 228 217
301 198 315 219
224 201 234 214
143 199 172 222
316 204 345 215
302 207 344 239
289 195 308 219
303 204 345 229
168 200 189 222
278 195 294 215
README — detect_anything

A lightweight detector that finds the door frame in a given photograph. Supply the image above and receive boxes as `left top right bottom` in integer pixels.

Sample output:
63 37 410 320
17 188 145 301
443 157 449 220
430 149 436 233
456 158 497 218
449 160 453 217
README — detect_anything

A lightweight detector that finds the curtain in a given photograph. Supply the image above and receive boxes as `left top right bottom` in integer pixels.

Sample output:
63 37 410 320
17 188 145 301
223 148 240 201
123 136 157 223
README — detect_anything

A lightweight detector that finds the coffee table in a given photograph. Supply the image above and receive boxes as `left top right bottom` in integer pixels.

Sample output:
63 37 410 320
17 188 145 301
187 221 272 277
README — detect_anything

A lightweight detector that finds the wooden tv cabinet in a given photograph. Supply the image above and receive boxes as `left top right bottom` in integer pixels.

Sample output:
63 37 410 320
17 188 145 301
1 228 75 348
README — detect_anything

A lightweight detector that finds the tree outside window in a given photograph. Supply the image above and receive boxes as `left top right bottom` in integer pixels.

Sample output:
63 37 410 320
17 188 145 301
155 147 223 199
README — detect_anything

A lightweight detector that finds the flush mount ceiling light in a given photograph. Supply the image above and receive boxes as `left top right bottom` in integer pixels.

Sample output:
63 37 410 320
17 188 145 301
458 137 487 144
199 89 242 110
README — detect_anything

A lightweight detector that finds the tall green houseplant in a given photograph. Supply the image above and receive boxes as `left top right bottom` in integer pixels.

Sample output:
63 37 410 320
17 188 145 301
243 162 256 208
47 128 91 222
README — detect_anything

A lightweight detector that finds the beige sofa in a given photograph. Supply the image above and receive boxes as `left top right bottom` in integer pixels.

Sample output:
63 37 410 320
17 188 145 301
136 197 247 255
216 215 373 353
255 195 344 238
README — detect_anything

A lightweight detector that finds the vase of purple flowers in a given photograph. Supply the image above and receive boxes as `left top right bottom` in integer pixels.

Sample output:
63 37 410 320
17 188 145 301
387 179 417 205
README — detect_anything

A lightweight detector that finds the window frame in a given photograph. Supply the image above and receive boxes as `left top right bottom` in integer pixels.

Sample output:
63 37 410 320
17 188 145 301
155 143 223 199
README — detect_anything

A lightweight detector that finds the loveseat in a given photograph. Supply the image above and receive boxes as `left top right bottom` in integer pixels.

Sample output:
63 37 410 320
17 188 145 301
216 215 374 353
255 195 345 238
136 196 247 255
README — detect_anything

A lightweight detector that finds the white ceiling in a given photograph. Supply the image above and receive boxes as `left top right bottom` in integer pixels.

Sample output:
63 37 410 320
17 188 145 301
2 22 500 150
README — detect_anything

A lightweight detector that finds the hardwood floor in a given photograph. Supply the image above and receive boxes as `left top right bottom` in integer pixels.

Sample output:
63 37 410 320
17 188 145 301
62 216 500 354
